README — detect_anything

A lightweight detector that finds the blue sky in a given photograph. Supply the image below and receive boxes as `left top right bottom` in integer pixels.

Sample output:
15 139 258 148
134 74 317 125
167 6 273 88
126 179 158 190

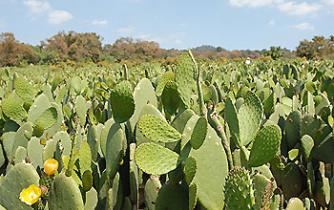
0 0 333 50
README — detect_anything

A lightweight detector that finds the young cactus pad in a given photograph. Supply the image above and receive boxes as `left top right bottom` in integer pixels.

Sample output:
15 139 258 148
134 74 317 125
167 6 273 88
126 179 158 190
110 80 135 123
224 167 255 210
137 114 182 143
249 124 282 167
134 143 180 175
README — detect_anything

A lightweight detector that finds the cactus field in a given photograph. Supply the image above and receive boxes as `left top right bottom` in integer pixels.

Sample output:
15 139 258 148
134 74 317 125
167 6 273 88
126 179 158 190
1 52 334 210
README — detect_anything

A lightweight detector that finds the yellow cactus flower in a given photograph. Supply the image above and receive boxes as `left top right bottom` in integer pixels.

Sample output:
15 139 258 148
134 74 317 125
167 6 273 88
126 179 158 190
19 184 41 206
43 158 59 176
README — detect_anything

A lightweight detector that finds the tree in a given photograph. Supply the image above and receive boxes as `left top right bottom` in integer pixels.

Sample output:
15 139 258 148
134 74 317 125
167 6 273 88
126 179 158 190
42 31 103 62
0 32 37 67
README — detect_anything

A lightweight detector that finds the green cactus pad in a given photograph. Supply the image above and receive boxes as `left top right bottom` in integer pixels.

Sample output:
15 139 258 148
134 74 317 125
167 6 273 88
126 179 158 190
2 93 27 124
79 141 92 175
27 93 50 123
175 53 196 107
238 92 264 146
285 111 301 149
156 71 175 96
33 107 58 136
0 163 40 210
130 78 158 132
189 124 228 210
0 146 4 168
137 114 181 143
224 98 240 144
189 184 198 210
224 167 255 210
11 122 33 160
48 174 84 210
27 137 44 168
14 146 27 163
13 75 36 107
75 95 90 126
190 117 207 149
84 187 98 210
134 143 179 175
184 157 197 185
249 124 282 167
106 173 123 210
106 123 125 179
110 81 135 123
253 173 273 210
155 182 188 210
144 177 161 210
300 135 314 161
171 109 195 133
161 81 181 115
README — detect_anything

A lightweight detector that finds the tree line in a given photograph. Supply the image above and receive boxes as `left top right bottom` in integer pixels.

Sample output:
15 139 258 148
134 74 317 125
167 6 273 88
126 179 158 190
0 31 333 67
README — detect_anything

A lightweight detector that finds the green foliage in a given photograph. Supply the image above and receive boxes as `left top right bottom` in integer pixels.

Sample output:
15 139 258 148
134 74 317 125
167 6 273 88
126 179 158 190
134 143 179 175
137 114 181 143
224 167 255 210
48 174 84 210
249 124 282 167
1 53 334 209
2 93 27 124
175 53 196 107
110 81 135 123
0 163 40 210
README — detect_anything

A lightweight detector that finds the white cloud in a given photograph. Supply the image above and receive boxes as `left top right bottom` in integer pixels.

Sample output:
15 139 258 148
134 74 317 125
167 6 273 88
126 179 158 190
117 25 135 35
228 0 321 16
229 0 276 7
23 0 50 14
92 19 108 26
278 1 321 15
321 0 334 11
48 10 73 25
290 22 315 30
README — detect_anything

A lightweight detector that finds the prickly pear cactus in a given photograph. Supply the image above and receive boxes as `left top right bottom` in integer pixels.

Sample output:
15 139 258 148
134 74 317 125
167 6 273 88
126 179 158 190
249 124 282 167
137 114 181 143
175 53 196 107
13 75 36 108
155 182 188 210
188 120 228 210
33 107 58 136
190 117 207 150
48 174 84 210
110 81 135 123
225 92 263 147
224 167 255 210
134 143 179 175
130 78 158 132
156 71 175 96
0 163 40 210
1 93 27 124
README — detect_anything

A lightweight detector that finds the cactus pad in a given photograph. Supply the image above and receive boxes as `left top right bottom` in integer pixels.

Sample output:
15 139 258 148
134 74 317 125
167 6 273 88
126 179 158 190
134 143 179 175
110 81 135 123
48 174 84 210
137 114 181 143
2 93 27 124
249 124 282 167
190 117 207 149
224 167 255 210
0 163 40 210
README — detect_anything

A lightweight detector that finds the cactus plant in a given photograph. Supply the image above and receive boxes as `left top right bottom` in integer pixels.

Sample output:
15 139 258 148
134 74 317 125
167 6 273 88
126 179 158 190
134 143 180 175
110 81 135 123
224 167 255 210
